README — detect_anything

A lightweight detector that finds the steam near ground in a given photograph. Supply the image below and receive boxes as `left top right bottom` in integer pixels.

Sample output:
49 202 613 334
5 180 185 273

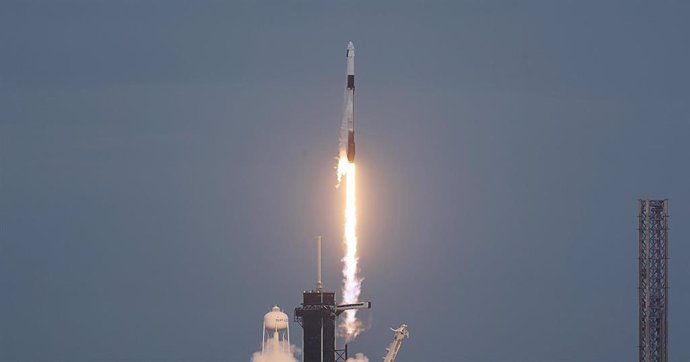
250 337 370 362
250 337 299 362
346 353 369 362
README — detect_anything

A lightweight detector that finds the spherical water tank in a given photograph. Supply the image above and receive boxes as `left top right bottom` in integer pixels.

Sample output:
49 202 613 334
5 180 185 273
264 306 289 331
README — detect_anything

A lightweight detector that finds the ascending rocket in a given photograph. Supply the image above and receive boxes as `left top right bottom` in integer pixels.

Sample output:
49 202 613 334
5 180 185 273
344 41 356 162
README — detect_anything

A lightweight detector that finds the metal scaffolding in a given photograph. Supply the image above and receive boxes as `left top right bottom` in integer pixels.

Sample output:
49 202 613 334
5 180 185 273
638 199 669 362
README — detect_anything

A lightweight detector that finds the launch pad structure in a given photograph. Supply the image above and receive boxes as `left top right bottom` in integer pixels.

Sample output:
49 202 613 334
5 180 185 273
295 237 370 362
638 199 669 362
295 290 339 362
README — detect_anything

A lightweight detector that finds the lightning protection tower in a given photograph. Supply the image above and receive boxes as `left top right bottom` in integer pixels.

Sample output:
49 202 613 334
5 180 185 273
638 199 669 362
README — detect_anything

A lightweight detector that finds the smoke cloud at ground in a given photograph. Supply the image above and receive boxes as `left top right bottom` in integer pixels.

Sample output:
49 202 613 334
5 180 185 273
345 353 369 362
250 337 299 362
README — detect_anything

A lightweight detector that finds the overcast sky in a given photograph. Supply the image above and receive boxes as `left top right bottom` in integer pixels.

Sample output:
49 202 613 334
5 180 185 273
2 1 690 361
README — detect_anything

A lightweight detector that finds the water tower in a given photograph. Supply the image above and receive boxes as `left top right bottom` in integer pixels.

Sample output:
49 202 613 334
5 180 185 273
262 305 291 354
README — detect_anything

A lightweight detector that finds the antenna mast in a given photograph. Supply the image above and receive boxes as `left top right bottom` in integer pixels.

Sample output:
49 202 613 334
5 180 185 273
316 236 323 291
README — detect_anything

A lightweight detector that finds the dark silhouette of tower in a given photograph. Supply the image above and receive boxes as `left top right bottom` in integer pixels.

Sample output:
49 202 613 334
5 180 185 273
294 237 369 362
295 290 337 362
638 199 669 362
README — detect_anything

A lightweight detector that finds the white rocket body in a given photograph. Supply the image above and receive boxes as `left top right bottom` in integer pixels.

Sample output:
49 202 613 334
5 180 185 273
343 41 356 162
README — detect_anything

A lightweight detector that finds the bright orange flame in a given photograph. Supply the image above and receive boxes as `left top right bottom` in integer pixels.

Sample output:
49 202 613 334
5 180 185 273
337 153 363 341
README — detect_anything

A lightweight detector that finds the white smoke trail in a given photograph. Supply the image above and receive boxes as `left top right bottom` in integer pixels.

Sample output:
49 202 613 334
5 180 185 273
337 155 364 341
250 336 299 362
337 129 364 342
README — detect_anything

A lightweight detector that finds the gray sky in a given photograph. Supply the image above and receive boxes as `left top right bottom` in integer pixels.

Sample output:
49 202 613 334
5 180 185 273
1 1 689 361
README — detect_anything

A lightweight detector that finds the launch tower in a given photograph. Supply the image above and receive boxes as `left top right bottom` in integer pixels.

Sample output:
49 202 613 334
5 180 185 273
295 237 370 362
638 199 669 362
295 290 339 362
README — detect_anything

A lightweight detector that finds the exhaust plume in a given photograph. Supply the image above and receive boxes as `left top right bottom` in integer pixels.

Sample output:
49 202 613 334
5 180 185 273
337 153 364 341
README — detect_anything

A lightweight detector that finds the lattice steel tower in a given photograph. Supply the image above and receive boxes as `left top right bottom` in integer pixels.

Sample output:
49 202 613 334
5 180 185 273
638 199 669 362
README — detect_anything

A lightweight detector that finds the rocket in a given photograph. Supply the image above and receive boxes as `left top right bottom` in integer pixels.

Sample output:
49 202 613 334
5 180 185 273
344 41 356 162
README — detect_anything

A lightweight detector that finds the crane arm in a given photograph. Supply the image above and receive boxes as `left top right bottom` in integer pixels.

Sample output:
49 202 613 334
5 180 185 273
382 324 409 362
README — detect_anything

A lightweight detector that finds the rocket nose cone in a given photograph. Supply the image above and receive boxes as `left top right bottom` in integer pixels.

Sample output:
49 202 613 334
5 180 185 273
347 41 354 50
